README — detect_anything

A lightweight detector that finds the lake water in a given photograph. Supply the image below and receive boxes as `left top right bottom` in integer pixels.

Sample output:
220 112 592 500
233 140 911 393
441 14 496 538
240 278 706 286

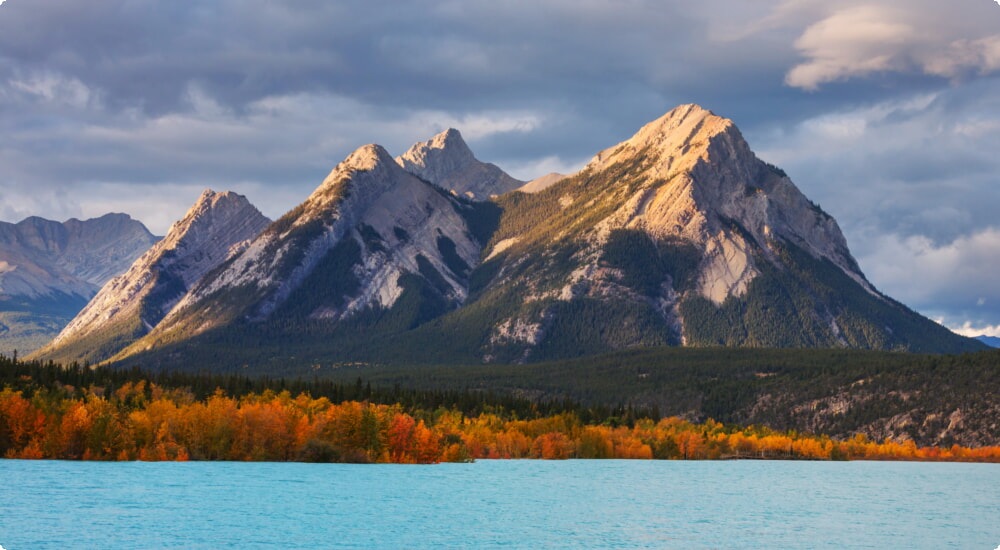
0 459 997 549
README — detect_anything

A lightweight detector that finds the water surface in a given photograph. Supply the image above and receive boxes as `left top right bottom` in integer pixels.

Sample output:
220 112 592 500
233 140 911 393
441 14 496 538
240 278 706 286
1 459 997 549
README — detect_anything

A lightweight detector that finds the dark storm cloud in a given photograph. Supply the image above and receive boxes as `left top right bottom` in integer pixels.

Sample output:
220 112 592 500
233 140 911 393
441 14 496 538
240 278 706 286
1 0 1000 333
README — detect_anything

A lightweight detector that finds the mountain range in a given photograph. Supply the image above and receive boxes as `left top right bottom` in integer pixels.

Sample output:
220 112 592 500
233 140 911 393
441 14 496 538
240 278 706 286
30 105 985 371
975 335 1000 348
0 214 158 355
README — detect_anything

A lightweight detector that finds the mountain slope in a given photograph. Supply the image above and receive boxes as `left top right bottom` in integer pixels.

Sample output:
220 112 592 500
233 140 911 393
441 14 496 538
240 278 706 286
0 214 158 354
403 105 981 362
109 144 483 364
396 128 525 199
32 190 270 364
74 105 982 372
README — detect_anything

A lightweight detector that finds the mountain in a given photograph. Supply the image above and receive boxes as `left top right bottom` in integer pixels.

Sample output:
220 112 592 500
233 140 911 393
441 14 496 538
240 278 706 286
94 143 484 367
32 190 271 365
405 104 982 363
396 128 525 199
0 213 158 355
975 335 1000 348
59 105 983 373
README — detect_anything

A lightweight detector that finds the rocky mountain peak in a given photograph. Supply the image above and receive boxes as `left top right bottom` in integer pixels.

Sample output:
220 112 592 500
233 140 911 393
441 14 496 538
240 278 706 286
344 143 398 173
397 128 475 177
567 103 871 304
34 189 270 362
24 103 981 370
586 104 743 178
396 128 524 200
159 189 270 275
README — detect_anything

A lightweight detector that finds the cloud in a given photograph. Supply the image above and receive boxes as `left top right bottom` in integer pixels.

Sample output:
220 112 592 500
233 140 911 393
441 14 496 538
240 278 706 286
753 80 1000 246
857 227 1000 330
747 77 1000 327
1 0 1000 332
782 1 1000 90
950 322 1000 338
785 6 914 90
0 77 552 232
503 155 591 182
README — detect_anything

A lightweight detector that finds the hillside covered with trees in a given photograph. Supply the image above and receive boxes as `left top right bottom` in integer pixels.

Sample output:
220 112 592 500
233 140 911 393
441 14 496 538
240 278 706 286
2 351 999 460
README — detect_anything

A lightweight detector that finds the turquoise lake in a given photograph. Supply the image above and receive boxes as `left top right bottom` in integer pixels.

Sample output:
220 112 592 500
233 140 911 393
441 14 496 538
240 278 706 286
1 459 997 549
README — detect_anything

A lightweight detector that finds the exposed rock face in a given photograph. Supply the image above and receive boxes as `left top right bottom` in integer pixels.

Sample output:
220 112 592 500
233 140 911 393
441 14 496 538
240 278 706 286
582 104 869 303
462 104 976 361
33 190 271 364
0 213 158 354
63 104 981 370
396 129 525 199
118 144 481 354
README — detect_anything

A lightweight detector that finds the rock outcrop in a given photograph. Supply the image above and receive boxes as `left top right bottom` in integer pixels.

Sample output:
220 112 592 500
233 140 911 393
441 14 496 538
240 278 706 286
32 190 270 364
396 129 525 199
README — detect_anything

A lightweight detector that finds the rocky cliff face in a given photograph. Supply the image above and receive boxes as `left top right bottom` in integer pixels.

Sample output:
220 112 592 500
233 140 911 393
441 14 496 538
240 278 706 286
428 104 977 361
32 190 271 364
0 214 158 354
114 143 482 358
566 104 869 304
61 105 981 371
396 128 525 199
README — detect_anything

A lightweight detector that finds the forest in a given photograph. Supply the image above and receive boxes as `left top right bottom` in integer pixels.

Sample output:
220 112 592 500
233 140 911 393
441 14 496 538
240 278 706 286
2 354 999 463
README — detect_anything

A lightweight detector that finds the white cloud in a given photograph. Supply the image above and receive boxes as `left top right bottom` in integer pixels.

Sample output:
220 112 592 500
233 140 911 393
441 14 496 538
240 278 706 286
503 155 590 182
7 71 100 110
857 227 1000 326
753 84 1000 247
782 2 1000 90
950 322 1000 338
0 184 83 223
404 111 542 142
0 84 550 233
786 6 913 90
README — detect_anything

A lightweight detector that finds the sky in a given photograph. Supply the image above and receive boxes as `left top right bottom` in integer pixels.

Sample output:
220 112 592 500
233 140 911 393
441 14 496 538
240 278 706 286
1 0 999 337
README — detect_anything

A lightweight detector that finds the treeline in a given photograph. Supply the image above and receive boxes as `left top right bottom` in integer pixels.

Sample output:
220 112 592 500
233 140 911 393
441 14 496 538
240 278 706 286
3 354 1000 463
0 354 656 427
327 345 1000 447
3 382 999 463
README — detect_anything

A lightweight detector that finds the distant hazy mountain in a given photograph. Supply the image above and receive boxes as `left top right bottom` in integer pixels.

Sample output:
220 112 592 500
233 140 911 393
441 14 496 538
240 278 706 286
0 213 158 354
975 335 1000 348
33 190 270 365
396 128 525 200
45 105 983 373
